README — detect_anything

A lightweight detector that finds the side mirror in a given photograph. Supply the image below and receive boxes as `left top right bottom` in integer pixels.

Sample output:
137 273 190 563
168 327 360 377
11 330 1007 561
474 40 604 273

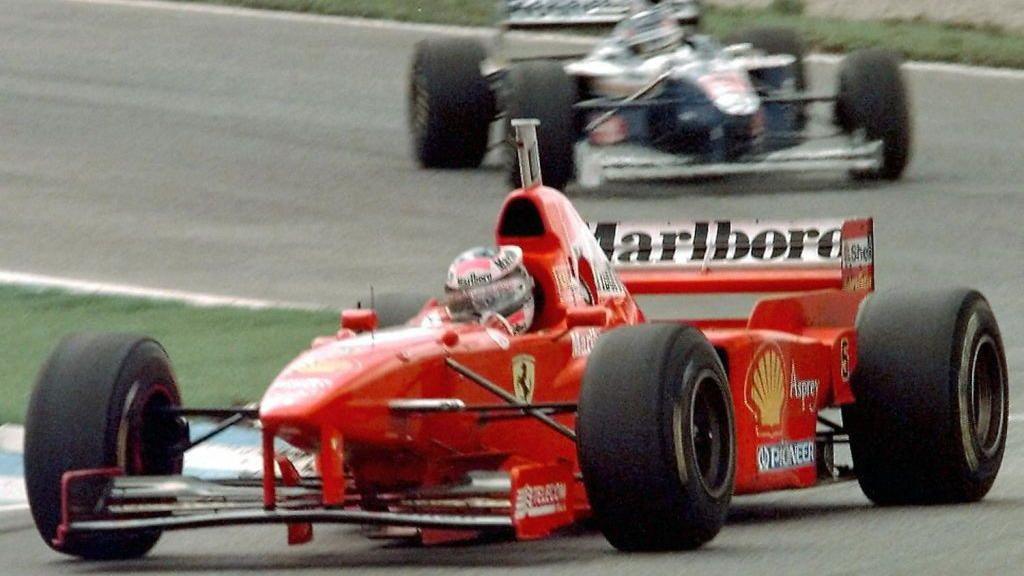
341 309 378 333
566 306 609 329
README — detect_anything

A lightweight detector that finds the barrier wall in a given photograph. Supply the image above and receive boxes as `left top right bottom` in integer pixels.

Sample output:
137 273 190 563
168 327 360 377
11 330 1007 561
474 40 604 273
705 1 1024 33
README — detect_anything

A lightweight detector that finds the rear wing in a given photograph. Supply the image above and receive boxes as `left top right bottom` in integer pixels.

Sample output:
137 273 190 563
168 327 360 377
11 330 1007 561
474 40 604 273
588 219 874 294
500 0 700 30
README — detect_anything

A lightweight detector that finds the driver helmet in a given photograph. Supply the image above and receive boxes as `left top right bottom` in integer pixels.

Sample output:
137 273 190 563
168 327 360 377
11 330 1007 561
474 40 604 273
621 2 684 57
444 246 535 335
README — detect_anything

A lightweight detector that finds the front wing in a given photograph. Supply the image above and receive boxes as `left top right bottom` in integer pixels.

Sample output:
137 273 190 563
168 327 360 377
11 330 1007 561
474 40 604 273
55 463 576 546
574 138 883 187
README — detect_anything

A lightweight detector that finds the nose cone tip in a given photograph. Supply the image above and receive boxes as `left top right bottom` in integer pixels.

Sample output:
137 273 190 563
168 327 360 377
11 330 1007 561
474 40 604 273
259 375 335 423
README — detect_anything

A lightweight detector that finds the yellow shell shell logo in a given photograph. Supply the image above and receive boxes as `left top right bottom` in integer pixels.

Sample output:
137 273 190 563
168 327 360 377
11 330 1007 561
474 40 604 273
750 346 786 430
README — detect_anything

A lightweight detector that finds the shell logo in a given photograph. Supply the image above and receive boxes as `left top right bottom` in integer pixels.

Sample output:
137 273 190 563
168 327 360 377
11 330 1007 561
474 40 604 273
747 344 786 435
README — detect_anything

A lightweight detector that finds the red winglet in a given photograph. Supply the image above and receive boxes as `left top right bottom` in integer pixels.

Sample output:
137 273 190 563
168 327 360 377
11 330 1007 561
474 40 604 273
510 463 575 540
54 467 122 548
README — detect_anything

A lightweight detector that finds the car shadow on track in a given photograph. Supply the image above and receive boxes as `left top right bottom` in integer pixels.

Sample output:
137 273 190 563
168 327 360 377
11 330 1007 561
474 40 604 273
478 155 896 199
62 495 1024 573
566 173 893 199
59 501 870 573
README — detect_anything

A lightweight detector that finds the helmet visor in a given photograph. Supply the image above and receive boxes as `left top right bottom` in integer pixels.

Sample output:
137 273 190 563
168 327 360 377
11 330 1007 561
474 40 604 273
445 273 533 321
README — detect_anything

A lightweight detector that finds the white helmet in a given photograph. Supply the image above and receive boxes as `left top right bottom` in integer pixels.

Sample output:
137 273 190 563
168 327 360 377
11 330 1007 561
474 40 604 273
444 246 535 335
621 4 683 57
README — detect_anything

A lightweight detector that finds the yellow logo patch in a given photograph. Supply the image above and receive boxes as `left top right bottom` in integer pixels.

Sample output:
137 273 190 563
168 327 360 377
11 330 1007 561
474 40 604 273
512 354 536 403
289 357 360 376
748 345 786 436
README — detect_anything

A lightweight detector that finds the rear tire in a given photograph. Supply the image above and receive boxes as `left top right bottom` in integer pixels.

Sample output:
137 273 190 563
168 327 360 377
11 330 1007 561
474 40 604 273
835 49 912 180
506 61 578 191
24 334 186 559
842 290 1008 504
408 38 494 169
578 325 735 551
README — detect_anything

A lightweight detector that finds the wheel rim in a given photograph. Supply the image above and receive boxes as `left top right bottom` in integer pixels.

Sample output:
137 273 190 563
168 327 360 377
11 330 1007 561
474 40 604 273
676 371 732 499
121 382 182 476
969 335 1005 459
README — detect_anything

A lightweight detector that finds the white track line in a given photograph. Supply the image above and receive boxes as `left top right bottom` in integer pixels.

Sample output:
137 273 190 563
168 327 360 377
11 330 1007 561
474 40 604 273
0 270 323 311
0 504 29 514
64 0 1024 80
0 425 23 454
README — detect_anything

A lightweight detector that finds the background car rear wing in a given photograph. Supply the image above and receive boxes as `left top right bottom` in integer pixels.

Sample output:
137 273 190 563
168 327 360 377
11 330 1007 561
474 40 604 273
588 218 874 294
499 0 700 30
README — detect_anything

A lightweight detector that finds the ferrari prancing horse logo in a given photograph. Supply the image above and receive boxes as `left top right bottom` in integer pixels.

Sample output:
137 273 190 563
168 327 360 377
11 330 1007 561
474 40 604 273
512 354 536 403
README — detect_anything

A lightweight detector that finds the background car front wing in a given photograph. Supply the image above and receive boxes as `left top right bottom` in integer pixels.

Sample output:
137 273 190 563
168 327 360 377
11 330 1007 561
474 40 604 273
575 139 884 187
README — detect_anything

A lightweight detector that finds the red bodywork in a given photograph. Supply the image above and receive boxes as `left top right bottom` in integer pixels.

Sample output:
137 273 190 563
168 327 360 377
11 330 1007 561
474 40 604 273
56 181 874 545
253 182 871 541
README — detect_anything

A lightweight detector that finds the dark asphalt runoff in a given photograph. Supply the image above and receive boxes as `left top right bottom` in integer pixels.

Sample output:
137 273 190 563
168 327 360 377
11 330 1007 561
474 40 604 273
1 0 1023 574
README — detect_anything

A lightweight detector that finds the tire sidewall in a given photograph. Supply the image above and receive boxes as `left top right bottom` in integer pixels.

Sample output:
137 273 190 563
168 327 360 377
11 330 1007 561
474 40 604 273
578 325 735 550
667 358 736 519
949 297 1008 489
24 335 182 558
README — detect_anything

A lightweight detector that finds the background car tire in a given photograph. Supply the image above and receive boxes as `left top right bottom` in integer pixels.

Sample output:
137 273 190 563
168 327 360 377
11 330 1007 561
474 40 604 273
725 26 808 129
408 38 494 169
835 49 912 180
357 291 432 328
842 289 1008 505
24 334 186 559
577 324 735 551
506 61 578 191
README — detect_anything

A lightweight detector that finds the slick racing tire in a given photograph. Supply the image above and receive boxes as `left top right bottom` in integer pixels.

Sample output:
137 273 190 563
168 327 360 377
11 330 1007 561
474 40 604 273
578 325 735 551
358 291 431 328
24 334 186 559
506 60 578 191
835 49 912 180
726 26 808 128
842 290 1008 505
408 38 494 169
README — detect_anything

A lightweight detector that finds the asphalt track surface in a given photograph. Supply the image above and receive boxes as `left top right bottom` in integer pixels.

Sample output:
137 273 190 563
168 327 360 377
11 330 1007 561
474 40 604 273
2 0 1024 574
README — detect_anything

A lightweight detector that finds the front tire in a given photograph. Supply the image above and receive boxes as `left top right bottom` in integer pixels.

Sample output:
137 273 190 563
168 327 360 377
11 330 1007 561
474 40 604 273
578 325 735 551
842 290 1008 504
506 61 578 191
408 38 494 169
835 49 912 180
24 334 186 559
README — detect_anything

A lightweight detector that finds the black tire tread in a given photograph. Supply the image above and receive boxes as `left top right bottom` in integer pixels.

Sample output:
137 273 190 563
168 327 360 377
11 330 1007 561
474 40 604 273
836 48 912 180
409 38 493 169
577 324 734 551
24 333 181 559
506 61 578 191
843 289 1007 505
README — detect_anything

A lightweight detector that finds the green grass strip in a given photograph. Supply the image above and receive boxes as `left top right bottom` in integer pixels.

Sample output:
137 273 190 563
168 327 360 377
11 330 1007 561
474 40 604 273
177 0 1024 69
0 285 337 424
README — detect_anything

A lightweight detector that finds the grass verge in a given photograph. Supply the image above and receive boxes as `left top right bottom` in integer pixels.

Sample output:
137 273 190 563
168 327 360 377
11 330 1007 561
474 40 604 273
177 0 1024 69
0 285 337 424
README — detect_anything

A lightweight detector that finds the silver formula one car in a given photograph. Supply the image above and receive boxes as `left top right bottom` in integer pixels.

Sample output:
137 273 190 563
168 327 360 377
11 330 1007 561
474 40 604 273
408 0 912 190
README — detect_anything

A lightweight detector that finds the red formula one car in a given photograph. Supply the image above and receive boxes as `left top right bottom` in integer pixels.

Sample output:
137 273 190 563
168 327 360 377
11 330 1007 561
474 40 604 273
24 121 1007 558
